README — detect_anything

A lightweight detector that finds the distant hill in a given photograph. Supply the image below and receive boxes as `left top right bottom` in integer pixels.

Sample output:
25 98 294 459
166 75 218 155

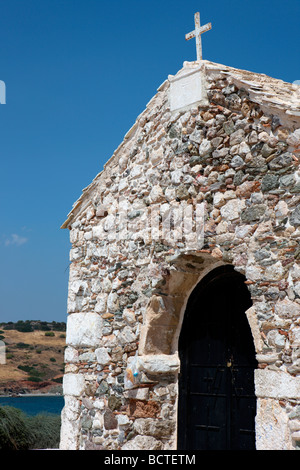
0 320 66 333
0 321 66 396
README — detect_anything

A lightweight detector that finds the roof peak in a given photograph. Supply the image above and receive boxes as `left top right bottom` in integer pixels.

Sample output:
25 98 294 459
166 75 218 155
61 60 300 229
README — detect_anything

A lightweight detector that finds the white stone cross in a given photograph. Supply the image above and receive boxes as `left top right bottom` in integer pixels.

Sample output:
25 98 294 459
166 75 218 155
185 12 212 61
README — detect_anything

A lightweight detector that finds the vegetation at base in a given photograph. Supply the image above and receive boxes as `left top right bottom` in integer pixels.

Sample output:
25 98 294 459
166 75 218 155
0 406 61 450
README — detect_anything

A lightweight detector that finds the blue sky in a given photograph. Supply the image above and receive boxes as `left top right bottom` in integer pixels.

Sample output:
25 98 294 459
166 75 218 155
0 0 299 322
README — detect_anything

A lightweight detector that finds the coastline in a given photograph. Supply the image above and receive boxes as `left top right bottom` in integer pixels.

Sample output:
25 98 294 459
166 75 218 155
0 380 63 398
0 392 63 398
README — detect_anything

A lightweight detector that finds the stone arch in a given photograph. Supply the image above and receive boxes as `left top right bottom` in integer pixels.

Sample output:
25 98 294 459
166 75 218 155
139 253 227 356
139 252 260 359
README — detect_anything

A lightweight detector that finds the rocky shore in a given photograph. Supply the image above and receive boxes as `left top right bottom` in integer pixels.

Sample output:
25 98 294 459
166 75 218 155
0 381 63 397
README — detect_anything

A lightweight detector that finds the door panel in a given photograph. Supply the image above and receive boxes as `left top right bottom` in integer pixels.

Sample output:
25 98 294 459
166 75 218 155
178 266 257 450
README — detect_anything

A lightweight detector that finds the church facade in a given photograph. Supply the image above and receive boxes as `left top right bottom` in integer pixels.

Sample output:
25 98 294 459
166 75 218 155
60 60 300 450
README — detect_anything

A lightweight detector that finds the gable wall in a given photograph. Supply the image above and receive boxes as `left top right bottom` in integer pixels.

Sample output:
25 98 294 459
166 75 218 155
60 65 300 450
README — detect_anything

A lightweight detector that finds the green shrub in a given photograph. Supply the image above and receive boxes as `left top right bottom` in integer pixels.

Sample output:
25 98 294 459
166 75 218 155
50 357 56 362
25 413 61 449
45 332 55 337
16 342 30 349
0 406 31 450
17 365 43 378
0 406 61 449
52 376 63 383
15 321 34 332
18 365 33 373
27 376 42 382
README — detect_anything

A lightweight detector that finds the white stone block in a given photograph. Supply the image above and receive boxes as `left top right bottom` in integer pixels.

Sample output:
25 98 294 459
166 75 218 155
117 414 130 427
63 373 85 397
255 369 300 399
220 199 245 221
122 435 162 450
95 293 108 313
275 298 300 319
139 354 180 374
290 326 300 347
264 261 284 281
64 346 79 363
107 291 119 313
255 398 293 450
66 312 102 347
95 347 111 365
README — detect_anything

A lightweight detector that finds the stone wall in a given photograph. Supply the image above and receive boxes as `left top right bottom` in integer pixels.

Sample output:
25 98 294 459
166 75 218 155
60 61 300 450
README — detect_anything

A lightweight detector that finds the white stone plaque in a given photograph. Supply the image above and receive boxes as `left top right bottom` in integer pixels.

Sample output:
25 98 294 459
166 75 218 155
169 64 207 112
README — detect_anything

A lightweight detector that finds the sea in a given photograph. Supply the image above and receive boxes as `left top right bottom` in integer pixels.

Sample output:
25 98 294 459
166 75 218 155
0 395 64 416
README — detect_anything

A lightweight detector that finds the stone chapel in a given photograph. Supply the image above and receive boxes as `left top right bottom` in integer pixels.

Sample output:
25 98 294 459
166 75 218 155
59 57 300 450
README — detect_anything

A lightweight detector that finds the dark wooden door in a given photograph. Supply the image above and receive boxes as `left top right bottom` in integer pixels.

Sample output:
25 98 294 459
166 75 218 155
178 266 257 450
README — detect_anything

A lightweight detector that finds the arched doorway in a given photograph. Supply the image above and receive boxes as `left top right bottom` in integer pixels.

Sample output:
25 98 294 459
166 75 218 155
177 265 257 450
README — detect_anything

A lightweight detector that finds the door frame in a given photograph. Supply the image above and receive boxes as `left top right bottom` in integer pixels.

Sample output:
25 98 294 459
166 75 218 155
177 264 257 450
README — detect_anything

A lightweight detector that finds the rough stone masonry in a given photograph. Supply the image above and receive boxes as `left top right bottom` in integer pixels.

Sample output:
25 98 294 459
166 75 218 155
60 60 300 450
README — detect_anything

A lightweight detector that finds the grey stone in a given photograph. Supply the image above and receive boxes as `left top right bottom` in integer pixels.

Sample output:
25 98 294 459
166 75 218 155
189 155 201 166
189 129 204 144
271 115 281 131
81 415 92 430
222 84 238 95
233 170 244 186
176 184 190 200
250 142 264 156
290 182 300 194
279 174 294 187
212 147 229 158
168 124 180 139
128 210 142 220
261 173 279 192
290 205 300 227
108 395 122 411
255 249 270 261
211 136 223 148
175 142 190 155
96 380 109 396
248 156 268 174
223 120 235 135
261 143 275 158
225 93 241 110
230 129 245 146
241 205 266 222
268 152 293 170
231 155 244 168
